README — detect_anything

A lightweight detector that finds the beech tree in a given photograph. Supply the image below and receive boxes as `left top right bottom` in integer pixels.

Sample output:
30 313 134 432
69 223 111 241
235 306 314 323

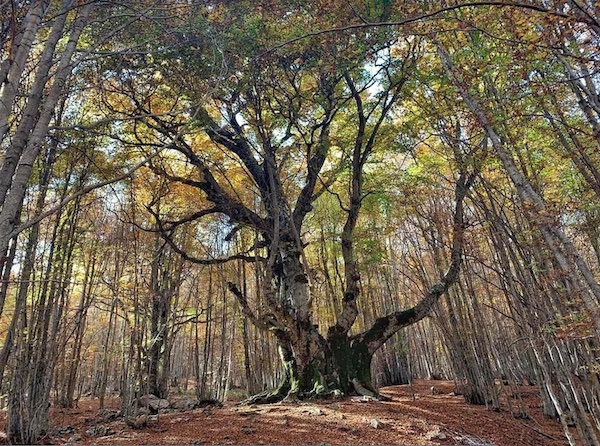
121 1 479 401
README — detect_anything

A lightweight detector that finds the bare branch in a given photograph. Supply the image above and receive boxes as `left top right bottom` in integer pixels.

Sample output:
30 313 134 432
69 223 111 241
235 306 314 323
146 204 263 266
260 1 582 57
7 150 160 239
355 171 476 354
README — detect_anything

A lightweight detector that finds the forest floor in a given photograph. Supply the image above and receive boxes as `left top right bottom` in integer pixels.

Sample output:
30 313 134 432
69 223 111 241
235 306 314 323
1 380 569 445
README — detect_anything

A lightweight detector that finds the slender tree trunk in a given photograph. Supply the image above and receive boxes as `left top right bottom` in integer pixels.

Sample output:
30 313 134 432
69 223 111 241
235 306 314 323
60 251 97 408
0 3 92 278
437 42 600 335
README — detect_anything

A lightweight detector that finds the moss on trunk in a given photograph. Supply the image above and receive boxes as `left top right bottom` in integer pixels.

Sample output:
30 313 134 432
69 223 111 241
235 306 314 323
246 333 388 404
329 334 389 400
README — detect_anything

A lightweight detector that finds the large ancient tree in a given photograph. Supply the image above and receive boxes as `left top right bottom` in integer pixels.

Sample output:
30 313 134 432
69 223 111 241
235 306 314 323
121 1 477 401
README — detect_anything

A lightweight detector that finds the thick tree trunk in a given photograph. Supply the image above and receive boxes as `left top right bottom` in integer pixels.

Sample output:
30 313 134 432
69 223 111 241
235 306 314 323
328 334 379 398
232 172 473 404
246 329 382 403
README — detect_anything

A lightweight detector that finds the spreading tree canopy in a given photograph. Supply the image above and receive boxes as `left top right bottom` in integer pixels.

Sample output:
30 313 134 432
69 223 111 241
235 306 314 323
100 0 479 400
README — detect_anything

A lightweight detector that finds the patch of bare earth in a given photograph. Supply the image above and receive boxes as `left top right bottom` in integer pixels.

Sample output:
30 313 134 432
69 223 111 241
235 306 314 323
0 380 569 445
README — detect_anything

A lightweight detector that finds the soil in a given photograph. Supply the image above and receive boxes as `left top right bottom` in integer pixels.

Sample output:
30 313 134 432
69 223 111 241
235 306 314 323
0 380 569 445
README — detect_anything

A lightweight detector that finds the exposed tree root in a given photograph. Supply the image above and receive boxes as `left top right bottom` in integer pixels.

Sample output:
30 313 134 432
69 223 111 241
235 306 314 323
352 378 392 401
243 388 288 405
244 377 390 405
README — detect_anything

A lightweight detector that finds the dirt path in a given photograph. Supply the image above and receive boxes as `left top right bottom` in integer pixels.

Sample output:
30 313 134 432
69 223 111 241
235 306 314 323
4 380 568 445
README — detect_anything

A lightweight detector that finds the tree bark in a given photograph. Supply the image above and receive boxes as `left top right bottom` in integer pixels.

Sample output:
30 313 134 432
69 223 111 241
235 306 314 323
436 41 600 335
231 172 473 402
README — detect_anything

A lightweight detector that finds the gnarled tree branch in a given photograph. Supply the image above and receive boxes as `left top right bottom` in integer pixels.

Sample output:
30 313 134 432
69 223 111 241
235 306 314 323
355 171 476 354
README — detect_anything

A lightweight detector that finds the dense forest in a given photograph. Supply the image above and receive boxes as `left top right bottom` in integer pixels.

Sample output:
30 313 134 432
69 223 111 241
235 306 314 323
1 1 599 444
